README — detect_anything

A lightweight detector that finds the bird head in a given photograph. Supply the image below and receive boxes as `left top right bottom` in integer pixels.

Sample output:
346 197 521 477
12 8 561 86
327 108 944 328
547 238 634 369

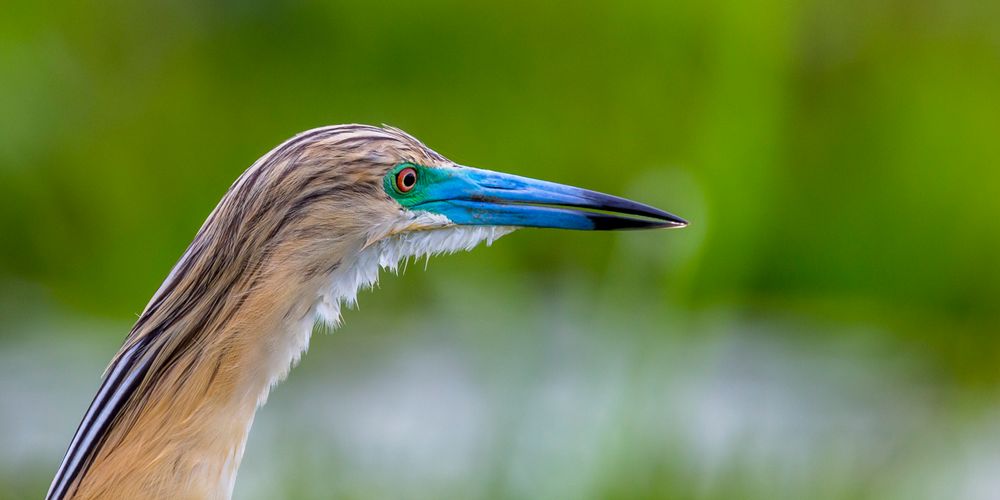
169 124 686 320
264 125 686 254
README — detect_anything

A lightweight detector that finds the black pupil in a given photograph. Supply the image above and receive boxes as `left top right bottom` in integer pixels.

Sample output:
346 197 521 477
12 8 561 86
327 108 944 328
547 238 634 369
402 171 415 187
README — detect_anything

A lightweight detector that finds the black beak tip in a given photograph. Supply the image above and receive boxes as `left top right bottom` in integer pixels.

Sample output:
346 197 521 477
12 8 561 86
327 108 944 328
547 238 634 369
638 204 688 228
588 210 689 231
660 212 688 228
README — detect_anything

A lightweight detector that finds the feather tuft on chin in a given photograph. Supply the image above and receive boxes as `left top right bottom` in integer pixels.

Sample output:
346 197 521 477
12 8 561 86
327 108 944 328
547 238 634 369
314 222 515 328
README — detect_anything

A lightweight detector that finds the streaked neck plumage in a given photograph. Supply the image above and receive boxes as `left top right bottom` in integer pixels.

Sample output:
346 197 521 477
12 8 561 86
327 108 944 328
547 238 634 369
47 125 510 499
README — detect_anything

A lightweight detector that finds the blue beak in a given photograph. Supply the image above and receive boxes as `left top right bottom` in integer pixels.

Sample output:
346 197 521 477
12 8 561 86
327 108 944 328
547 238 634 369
400 165 687 230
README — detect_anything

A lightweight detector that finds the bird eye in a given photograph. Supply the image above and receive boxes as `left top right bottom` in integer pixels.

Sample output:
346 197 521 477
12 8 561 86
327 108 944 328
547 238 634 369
396 167 418 193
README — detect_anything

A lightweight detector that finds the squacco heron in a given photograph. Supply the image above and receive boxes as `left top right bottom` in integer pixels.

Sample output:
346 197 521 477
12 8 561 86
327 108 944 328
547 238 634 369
47 124 686 499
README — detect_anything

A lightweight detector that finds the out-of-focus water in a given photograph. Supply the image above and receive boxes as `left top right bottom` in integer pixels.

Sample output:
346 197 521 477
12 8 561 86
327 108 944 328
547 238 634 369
4 280 998 500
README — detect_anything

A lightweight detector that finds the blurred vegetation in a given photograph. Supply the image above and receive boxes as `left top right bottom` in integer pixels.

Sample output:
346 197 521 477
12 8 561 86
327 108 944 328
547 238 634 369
1 0 999 498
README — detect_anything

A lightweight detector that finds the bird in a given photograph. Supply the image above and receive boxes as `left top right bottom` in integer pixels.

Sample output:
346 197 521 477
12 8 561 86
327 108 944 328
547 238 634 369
46 124 686 499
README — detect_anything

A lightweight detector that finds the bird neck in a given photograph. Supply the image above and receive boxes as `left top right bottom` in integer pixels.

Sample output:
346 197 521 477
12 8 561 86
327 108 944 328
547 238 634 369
57 224 512 499
66 255 334 500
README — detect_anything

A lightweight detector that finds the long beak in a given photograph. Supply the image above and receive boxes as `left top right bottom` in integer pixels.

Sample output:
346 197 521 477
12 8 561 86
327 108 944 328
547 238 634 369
412 166 687 230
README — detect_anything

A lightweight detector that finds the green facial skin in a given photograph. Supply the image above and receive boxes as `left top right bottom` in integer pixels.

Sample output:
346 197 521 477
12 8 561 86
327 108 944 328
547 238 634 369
383 163 454 208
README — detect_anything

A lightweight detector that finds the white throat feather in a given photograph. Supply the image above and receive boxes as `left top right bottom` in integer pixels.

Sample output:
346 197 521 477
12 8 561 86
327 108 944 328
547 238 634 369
315 224 515 327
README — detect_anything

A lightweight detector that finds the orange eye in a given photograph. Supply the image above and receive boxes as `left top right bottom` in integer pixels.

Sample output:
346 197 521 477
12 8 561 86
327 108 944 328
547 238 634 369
396 167 418 192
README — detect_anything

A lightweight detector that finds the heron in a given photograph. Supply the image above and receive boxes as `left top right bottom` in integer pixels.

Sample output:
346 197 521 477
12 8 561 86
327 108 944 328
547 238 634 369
47 124 686 499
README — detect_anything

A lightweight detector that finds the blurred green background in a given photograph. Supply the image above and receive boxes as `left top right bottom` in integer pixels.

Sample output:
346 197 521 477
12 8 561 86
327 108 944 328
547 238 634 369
2 0 999 498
